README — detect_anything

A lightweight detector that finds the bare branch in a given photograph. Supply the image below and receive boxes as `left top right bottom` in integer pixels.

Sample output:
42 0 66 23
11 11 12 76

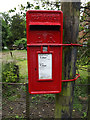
80 6 90 10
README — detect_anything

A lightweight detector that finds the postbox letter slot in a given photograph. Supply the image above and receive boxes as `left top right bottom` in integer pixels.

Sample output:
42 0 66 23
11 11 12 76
30 25 60 31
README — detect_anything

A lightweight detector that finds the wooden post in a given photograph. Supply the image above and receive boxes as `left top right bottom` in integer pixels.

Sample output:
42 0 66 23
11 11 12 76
87 66 90 119
26 83 30 119
55 1 80 118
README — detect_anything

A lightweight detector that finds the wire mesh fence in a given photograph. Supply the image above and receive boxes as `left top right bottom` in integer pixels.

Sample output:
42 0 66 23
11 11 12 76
1 80 88 119
1 45 89 119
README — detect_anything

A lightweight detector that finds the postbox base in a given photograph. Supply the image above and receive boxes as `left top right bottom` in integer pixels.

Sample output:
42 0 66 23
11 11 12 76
29 91 61 94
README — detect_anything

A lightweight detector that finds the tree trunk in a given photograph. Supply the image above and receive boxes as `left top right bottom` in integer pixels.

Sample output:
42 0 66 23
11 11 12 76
55 2 80 118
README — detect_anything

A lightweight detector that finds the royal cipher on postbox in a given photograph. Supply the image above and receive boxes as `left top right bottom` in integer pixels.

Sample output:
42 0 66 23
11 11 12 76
26 10 63 94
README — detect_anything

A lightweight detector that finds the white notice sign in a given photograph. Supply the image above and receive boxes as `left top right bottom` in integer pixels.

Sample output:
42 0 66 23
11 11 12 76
38 54 52 79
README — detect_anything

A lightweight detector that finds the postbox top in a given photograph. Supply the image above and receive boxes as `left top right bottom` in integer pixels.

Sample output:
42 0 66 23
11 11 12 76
26 10 63 13
26 10 63 26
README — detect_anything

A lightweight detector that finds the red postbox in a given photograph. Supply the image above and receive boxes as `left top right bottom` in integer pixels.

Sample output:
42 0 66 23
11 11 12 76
26 10 63 94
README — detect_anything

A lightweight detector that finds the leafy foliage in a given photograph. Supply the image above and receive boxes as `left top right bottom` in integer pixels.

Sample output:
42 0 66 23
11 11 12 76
79 2 90 40
8 1 61 17
2 12 12 49
2 62 19 83
14 38 27 49
78 2 90 66
11 14 25 41
2 13 26 49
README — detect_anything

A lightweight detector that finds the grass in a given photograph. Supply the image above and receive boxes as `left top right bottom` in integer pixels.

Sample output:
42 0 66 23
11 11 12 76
73 65 88 114
8 95 18 101
76 67 88 85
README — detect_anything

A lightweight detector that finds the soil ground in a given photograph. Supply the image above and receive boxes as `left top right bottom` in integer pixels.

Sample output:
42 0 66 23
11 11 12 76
2 84 88 119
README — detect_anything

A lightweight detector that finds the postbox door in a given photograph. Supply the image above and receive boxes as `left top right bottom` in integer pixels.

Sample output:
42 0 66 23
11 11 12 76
27 46 62 94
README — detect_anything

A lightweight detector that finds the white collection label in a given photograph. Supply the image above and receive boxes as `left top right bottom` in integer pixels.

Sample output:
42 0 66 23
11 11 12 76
38 54 52 79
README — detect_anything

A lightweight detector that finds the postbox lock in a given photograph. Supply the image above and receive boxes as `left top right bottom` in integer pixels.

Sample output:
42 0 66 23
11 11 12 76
43 47 48 52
